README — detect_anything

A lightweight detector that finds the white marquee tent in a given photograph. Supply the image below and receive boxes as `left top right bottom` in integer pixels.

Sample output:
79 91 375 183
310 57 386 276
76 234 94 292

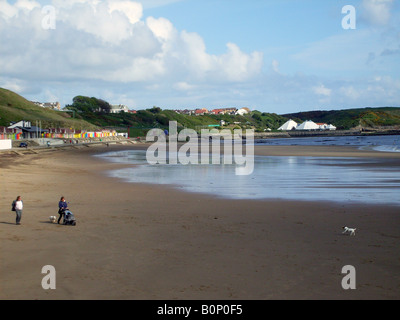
296 120 320 131
326 124 337 131
278 119 298 131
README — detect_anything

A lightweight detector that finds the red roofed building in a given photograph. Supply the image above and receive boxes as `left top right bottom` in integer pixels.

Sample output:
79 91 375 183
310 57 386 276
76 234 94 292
195 108 209 115
211 109 224 115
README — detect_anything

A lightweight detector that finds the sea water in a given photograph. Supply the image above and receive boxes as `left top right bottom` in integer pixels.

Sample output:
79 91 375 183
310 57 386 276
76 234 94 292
255 134 400 152
96 142 400 206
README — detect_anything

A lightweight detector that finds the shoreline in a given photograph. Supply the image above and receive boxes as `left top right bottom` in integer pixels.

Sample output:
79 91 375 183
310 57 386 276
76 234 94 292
254 128 400 139
3 140 400 158
1 144 400 300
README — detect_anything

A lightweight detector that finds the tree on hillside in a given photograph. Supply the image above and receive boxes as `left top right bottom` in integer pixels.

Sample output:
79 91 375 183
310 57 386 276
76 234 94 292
65 96 111 113
148 106 162 114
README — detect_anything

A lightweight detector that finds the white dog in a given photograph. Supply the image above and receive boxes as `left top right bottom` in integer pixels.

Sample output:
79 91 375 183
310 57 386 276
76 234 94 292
342 226 356 236
49 216 57 223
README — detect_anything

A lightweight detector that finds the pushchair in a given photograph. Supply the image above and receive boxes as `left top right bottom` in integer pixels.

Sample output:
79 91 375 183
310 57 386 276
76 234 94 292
63 210 77 226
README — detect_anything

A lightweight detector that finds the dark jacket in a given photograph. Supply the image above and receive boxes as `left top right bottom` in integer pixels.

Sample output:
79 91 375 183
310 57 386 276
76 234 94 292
58 201 68 213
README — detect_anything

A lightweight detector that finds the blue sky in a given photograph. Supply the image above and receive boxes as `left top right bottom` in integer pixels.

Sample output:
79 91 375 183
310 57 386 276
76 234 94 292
0 0 399 114
145 0 340 53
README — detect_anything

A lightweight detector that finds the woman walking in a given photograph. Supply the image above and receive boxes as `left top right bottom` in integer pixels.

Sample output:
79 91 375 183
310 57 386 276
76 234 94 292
14 196 23 225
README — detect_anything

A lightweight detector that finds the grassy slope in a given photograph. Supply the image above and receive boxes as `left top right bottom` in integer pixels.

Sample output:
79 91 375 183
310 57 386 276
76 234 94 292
0 88 98 130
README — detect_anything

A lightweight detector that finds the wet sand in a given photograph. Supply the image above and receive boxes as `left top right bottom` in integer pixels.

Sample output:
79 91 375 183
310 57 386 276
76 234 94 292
0 144 399 300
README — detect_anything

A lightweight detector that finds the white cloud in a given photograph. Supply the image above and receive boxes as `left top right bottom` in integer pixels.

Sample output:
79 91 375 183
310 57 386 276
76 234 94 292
0 0 40 18
271 59 280 73
15 0 40 11
55 0 144 44
0 79 25 93
361 0 394 26
108 0 142 24
313 84 331 97
369 75 400 101
0 0 263 86
173 81 196 91
146 16 176 42
216 43 263 82
178 30 214 79
0 0 17 18
339 86 360 100
291 28 400 77
108 56 166 82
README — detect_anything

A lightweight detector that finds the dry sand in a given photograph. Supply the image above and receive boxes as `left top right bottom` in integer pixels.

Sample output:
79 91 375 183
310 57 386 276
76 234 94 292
0 144 399 300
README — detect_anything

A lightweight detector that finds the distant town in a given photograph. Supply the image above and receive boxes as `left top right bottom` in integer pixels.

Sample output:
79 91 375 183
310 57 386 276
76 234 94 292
31 100 252 117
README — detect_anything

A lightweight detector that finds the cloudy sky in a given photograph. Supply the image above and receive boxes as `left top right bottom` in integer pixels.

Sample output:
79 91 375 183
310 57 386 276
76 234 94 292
0 0 399 113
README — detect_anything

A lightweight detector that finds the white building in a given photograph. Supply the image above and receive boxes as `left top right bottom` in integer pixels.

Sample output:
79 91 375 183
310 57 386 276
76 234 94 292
317 123 337 131
326 124 337 131
8 120 31 129
32 101 61 110
235 108 251 116
110 104 129 113
278 119 298 131
317 123 328 130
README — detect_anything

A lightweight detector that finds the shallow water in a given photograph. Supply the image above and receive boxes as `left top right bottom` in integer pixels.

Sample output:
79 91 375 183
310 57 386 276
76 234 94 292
256 134 400 152
96 149 400 206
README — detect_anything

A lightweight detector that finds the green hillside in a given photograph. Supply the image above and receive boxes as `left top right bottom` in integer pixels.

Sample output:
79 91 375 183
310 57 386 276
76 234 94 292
3 87 399 134
0 88 98 130
283 107 400 130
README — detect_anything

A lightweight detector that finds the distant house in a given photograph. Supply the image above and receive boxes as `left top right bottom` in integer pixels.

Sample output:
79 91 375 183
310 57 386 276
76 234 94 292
8 120 32 129
194 108 209 116
210 107 238 115
222 107 238 115
326 124 337 131
8 120 48 139
316 123 337 131
175 109 194 115
32 101 61 110
278 119 298 131
110 104 129 113
211 109 224 115
44 102 61 110
117 132 129 138
236 108 251 116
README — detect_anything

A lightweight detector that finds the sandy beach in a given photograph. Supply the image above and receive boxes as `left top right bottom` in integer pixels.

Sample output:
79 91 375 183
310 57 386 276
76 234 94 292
1 143 399 300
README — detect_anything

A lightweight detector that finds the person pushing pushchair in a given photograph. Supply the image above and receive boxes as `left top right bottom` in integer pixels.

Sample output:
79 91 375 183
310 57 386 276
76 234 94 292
58 196 69 224
58 196 77 226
